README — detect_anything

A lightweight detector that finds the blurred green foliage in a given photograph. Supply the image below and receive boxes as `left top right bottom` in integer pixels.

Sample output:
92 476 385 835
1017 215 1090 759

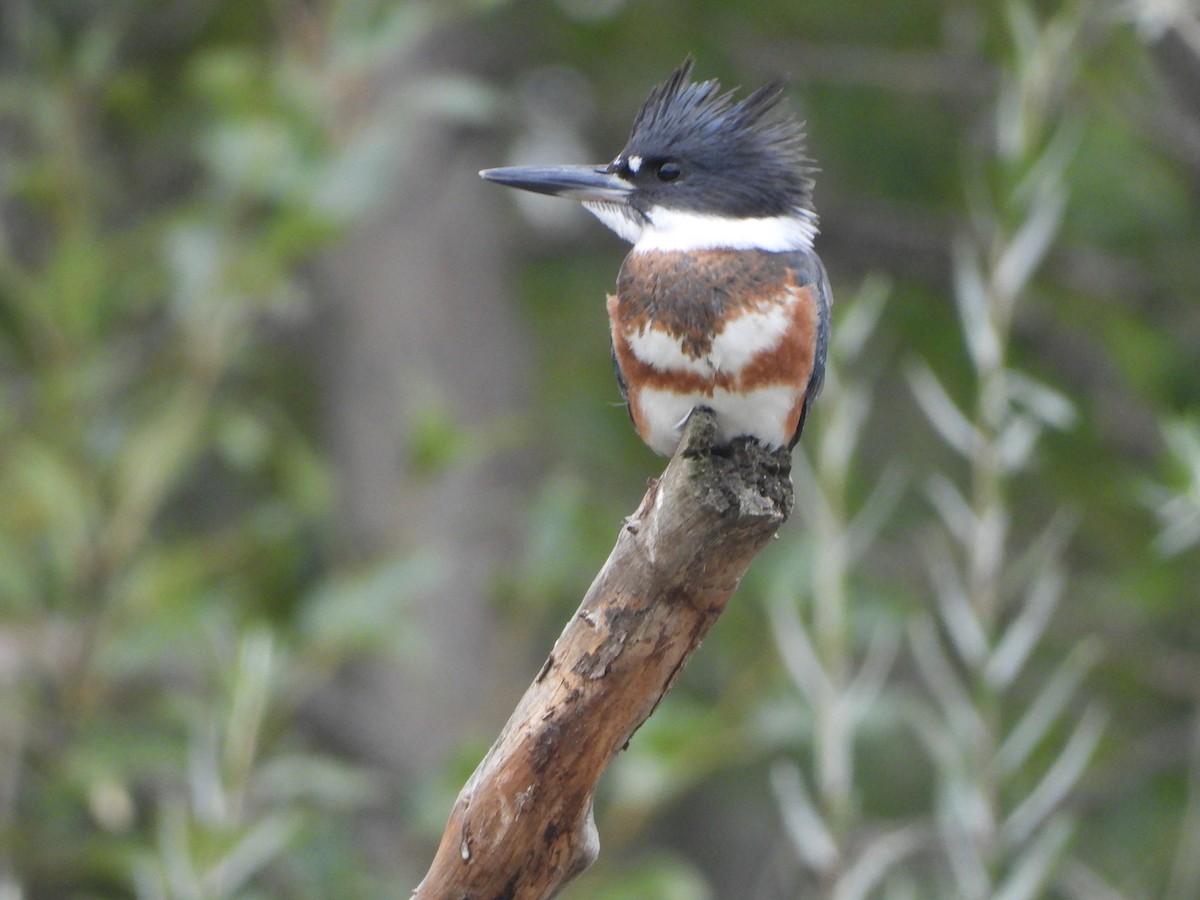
1 0 1198 897
0 1 427 895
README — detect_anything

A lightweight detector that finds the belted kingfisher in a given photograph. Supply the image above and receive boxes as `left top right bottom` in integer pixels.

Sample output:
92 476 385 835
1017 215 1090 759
482 58 831 457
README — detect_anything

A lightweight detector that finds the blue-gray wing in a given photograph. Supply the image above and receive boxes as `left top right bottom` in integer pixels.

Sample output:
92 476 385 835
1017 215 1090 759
784 248 832 448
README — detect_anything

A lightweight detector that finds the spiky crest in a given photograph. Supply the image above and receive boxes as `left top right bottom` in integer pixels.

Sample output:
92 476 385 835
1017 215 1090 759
618 57 816 219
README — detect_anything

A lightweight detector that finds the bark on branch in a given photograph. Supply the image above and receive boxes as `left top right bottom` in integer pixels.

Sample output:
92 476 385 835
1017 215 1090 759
413 409 794 899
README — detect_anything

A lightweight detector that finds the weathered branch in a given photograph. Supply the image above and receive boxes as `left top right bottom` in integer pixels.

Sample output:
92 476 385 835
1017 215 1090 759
413 409 793 899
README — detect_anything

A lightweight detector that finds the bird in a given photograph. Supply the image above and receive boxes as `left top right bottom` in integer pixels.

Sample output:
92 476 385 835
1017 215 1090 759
481 57 831 457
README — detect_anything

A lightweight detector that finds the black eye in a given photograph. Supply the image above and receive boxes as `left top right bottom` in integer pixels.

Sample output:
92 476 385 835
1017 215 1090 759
655 161 682 182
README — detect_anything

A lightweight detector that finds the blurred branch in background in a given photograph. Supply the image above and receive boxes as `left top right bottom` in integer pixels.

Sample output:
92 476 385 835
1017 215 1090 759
1145 416 1200 899
904 4 1109 897
1145 418 1200 557
1164 712 1200 900
767 276 922 899
128 628 380 898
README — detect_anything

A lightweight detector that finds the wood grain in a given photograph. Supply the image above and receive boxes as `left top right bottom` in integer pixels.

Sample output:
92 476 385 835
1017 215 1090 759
414 409 793 899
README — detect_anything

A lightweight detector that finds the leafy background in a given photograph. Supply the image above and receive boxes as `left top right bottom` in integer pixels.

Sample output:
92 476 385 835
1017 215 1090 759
1 0 1198 897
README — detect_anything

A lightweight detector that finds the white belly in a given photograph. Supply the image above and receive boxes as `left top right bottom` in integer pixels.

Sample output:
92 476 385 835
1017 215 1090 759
623 300 802 455
637 384 799 456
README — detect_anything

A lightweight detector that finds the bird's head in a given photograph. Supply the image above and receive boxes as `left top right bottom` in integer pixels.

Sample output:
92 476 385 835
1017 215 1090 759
481 57 819 253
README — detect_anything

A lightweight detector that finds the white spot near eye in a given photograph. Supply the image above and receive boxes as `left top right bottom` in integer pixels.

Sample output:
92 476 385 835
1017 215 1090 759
628 155 643 173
